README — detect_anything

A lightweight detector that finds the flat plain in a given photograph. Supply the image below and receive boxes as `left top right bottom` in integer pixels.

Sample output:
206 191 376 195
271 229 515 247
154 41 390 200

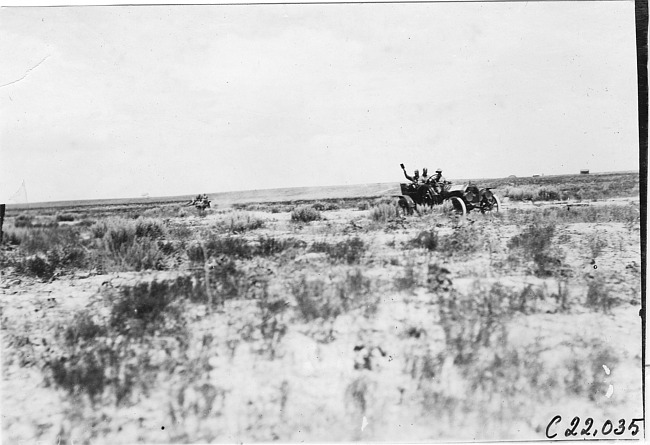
0 171 643 443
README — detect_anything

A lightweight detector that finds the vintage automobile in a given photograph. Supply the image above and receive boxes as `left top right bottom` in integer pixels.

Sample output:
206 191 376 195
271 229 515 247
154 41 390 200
186 194 211 210
398 181 500 216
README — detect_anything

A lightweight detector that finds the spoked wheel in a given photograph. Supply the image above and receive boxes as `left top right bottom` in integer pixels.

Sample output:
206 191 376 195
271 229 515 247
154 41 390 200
480 192 501 213
449 196 467 216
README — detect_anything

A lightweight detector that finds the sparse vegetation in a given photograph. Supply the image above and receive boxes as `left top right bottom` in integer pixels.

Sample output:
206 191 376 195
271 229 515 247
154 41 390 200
1 172 641 443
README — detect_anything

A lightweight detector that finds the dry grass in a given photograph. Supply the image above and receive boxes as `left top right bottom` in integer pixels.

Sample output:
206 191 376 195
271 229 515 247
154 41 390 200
1 179 641 443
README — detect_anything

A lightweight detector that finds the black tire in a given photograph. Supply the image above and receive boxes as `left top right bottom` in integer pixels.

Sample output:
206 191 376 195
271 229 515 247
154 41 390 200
450 196 467 216
480 193 500 213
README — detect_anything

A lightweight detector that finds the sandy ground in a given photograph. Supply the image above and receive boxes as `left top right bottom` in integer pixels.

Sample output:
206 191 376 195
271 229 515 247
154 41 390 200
1 196 643 443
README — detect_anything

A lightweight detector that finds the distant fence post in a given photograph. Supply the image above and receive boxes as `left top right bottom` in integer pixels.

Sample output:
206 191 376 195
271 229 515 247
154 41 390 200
0 204 5 244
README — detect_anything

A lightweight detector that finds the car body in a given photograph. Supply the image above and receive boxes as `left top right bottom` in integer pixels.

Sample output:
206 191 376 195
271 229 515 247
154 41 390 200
398 181 500 215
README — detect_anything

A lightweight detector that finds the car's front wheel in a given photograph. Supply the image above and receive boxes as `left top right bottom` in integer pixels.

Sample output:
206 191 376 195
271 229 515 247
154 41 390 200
449 196 467 216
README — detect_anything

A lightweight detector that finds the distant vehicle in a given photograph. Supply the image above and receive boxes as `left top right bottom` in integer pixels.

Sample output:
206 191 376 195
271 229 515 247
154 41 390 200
580 169 590 175
398 181 500 216
186 194 211 210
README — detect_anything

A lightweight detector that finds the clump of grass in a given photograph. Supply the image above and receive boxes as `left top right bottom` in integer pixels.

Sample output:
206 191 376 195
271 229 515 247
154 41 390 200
291 269 376 323
45 280 191 407
14 214 33 228
370 203 399 223
206 236 253 259
394 262 419 292
135 218 166 239
17 254 57 279
585 276 616 313
1 229 24 246
205 257 248 304
437 225 482 257
216 212 265 233
8 227 88 278
109 280 184 335
306 201 341 212
291 205 321 223
269 204 293 214
409 230 439 251
357 200 371 211
256 236 306 257
254 284 289 359
585 232 607 259
503 185 567 202
507 222 564 276
90 218 169 271
55 213 76 222
310 236 366 264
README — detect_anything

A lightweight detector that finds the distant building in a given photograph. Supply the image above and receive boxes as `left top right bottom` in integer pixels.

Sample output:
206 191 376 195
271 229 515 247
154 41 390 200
580 169 590 174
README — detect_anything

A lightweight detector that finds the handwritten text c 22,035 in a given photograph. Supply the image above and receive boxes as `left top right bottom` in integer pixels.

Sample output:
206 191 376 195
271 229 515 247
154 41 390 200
545 415 644 439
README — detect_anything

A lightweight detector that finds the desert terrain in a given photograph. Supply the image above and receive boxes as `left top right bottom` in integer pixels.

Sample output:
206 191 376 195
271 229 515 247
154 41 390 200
0 172 643 443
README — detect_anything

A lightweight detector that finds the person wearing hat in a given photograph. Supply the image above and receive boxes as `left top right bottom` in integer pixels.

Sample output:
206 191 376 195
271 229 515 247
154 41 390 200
431 168 447 194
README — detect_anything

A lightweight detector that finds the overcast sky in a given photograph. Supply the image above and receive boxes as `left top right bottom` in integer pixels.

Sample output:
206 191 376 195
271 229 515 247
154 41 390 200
0 2 639 203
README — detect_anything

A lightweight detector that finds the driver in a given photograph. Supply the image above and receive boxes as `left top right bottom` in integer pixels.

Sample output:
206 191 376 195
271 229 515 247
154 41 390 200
430 169 447 194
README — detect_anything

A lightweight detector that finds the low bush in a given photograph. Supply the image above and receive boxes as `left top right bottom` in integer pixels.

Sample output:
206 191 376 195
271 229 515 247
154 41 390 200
10 227 74 254
269 204 293 214
255 287 289 359
310 236 366 264
45 280 191 406
394 262 419 292
205 236 253 259
2 229 24 246
135 218 166 239
437 225 482 257
370 203 399 223
291 205 321 223
585 276 616 313
216 212 265 233
118 238 166 271
586 232 608 259
507 222 564 276
55 213 76 222
357 200 371 211
290 269 376 323
409 230 439 251
18 254 57 279
14 214 33 228
256 236 306 257
88 218 170 271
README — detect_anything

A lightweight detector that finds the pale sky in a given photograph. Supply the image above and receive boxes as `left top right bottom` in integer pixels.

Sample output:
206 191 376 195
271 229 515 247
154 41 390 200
0 2 639 203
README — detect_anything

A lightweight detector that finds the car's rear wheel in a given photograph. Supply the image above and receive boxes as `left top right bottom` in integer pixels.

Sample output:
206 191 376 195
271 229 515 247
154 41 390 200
491 195 501 212
480 194 500 213
449 196 467 216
